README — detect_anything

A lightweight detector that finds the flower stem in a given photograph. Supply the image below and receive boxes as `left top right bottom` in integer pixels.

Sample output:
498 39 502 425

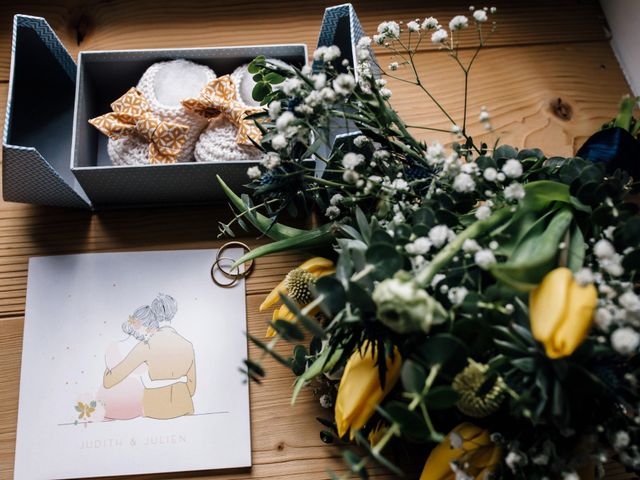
415 207 512 287
304 175 349 189
351 264 375 282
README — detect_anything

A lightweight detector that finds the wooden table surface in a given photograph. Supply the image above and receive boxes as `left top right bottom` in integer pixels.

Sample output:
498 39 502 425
0 1 637 478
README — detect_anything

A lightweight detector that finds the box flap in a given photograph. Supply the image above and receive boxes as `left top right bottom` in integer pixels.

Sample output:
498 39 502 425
3 146 93 209
314 4 374 178
3 15 90 209
314 3 378 80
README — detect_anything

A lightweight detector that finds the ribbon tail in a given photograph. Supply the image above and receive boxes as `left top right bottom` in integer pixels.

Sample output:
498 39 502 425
88 113 135 140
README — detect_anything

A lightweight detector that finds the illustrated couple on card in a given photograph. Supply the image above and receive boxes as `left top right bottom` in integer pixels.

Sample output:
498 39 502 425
97 293 196 421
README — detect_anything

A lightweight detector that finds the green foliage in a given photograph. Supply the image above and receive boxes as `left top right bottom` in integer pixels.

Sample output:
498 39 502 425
223 24 640 480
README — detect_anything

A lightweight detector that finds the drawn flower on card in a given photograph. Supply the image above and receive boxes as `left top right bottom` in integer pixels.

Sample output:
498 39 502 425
74 394 106 424
75 400 96 420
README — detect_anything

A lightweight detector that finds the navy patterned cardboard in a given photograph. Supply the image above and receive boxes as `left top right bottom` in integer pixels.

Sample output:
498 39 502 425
3 15 91 209
314 4 374 177
314 3 378 81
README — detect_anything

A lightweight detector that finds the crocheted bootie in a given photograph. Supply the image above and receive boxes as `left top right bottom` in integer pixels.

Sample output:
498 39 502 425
192 62 292 163
194 116 265 163
109 59 216 166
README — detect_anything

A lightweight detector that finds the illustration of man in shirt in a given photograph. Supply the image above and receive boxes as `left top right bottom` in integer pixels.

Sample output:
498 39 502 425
103 294 196 419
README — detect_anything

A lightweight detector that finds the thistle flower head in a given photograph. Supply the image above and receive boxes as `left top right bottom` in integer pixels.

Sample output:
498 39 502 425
452 359 506 418
284 268 316 304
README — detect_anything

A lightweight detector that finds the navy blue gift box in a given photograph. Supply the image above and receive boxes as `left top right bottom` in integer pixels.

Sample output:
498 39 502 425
3 4 373 210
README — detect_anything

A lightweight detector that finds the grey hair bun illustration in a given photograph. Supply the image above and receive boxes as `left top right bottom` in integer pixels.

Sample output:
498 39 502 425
122 305 159 341
151 293 178 323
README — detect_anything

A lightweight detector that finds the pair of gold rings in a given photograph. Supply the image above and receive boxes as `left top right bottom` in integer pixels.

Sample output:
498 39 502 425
211 241 254 288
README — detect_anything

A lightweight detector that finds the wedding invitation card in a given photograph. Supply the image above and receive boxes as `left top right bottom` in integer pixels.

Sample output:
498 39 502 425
14 249 251 479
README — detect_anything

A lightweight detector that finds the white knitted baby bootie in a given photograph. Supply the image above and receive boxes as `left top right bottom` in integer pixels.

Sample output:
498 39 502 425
108 59 216 166
194 116 265 163
192 61 288 163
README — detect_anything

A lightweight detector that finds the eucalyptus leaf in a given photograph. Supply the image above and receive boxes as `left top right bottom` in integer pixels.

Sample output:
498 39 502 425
425 386 459 410
291 346 343 404
416 334 468 374
347 281 376 313
355 207 371 244
493 145 518 161
401 360 427 393
366 244 403 280
370 229 394 245
314 276 347 316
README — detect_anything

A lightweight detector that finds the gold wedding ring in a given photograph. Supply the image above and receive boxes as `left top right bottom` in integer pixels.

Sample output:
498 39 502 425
211 241 254 288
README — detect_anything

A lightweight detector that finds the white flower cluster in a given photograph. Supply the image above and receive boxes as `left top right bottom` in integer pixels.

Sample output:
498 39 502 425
422 17 439 30
426 142 526 206
407 20 420 33
449 15 469 31
313 45 341 63
342 152 365 170
371 7 494 51
429 225 456 248
246 165 261 180
376 21 401 41
333 73 356 96
585 231 640 356
405 237 432 255
261 152 281 170
593 238 624 277
431 28 449 44
448 286 469 306
325 205 341 219
475 249 496 269
325 193 345 220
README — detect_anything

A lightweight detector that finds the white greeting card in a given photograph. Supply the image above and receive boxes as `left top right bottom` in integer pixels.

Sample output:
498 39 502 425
14 249 251 479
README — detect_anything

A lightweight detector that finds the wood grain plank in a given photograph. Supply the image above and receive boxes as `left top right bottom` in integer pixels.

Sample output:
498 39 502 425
0 0 608 81
0 1 637 478
382 41 630 156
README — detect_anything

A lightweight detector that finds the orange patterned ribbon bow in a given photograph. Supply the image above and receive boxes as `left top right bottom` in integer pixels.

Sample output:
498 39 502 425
181 75 263 145
88 87 189 164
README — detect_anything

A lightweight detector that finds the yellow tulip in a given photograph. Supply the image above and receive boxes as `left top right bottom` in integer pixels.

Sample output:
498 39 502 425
420 423 502 480
529 267 598 359
262 257 335 337
334 342 401 440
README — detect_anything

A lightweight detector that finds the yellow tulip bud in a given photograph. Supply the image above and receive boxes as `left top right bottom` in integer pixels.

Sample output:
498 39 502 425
529 267 598 359
420 423 502 480
334 342 401 440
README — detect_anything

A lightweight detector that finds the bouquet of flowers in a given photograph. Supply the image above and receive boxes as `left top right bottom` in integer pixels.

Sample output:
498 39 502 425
219 6 640 479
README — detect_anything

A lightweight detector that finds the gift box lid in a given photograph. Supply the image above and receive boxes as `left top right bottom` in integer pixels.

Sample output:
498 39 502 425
3 15 91 209
315 3 378 80
314 4 375 177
